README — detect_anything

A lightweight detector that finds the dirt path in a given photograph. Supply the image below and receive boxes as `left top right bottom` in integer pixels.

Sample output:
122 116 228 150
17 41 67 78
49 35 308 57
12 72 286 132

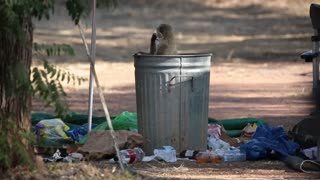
31 0 320 179
33 62 315 130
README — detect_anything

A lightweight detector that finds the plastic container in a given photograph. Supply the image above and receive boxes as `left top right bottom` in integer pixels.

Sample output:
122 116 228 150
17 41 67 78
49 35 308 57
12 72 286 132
223 148 246 162
114 147 145 164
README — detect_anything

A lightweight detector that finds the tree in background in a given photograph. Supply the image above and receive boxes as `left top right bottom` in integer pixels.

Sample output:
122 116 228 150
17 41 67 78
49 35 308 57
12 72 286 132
0 0 116 173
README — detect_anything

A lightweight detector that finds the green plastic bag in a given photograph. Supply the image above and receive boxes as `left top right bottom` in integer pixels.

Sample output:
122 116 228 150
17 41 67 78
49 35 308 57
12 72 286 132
78 111 137 144
32 112 110 126
61 112 108 125
208 117 267 137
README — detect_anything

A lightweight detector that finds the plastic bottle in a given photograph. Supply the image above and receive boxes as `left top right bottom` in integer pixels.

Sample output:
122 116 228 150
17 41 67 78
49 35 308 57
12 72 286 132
179 150 200 159
113 147 145 164
195 151 223 163
223 148 246 162
207 137 230 151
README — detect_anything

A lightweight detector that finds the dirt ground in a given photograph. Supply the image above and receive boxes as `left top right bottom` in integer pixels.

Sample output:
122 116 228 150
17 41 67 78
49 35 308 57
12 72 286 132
31 0 320 179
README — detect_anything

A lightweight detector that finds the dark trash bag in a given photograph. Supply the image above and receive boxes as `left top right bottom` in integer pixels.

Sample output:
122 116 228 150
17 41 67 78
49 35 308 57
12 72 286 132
288 116 320 149
284 155 320 173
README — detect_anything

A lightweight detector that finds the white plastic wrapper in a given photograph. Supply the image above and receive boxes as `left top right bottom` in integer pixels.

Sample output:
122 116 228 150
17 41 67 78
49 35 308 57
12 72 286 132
153 149 177 162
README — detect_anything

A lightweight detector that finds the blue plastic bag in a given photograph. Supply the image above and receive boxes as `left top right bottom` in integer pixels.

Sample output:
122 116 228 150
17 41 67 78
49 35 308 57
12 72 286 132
240 125 299 160
66 123 97 142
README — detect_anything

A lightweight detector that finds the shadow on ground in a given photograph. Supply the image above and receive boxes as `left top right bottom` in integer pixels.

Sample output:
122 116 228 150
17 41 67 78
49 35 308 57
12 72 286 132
33 80 314 130
33 0 316 63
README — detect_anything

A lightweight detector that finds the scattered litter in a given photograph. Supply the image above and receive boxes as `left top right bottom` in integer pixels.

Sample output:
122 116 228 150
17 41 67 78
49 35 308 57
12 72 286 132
78 130 144 160
63 153 84 163
31 113 275 166
195 151 222 163
66 123 97 142
113 147 145 164
303 147 319 160
222 147 246 162
142 155 157 162
284 155 320 173
162 146 175 150
35 118 70 139
240 125 299 160
78 111 138 144
176 157 195 161
242 123 257 137
43 149 84 163
219 127 242 147
208 124 222 139
288 116 320 149
207 137 230 151
43 149 64 162
154 146 177 162
208 117 266 137
179 150 200 159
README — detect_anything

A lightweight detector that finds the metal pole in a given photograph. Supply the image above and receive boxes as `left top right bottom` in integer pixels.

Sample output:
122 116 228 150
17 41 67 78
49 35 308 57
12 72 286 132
313 30 319 90
87 0 97 133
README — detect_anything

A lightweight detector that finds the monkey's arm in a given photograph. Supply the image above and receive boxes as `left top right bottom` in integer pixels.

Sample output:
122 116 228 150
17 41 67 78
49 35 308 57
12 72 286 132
150 33 157 54
156 43 169 55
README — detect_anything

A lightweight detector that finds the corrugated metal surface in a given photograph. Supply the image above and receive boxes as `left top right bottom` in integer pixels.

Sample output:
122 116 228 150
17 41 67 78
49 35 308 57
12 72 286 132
134 53 211 155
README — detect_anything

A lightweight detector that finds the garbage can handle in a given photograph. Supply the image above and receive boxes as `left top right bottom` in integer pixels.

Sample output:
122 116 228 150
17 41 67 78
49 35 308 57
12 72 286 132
168 75 194 92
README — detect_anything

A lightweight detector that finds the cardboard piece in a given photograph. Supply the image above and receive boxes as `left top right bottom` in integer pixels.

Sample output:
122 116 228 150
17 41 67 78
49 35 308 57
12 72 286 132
79 130 144 160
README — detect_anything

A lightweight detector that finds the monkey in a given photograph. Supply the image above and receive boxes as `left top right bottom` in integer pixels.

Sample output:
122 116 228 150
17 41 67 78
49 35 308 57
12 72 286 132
150 24 177 55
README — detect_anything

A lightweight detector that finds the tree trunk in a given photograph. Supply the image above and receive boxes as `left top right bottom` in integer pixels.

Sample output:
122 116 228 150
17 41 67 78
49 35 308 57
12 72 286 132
0 15 34 171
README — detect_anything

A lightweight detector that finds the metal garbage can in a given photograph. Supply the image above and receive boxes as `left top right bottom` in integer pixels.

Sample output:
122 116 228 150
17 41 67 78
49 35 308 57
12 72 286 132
134 53 212 155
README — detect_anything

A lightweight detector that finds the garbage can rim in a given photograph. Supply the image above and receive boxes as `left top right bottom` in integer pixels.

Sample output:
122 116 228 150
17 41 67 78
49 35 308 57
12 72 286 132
133 52 213 58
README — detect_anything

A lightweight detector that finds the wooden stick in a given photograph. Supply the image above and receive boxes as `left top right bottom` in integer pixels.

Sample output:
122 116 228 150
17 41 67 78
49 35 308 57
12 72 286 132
78 24 125 171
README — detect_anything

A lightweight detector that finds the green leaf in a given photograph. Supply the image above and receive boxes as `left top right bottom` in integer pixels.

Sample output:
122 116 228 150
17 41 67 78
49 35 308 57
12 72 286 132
50 66 57 78
30 53 87 118
61 72 65 81
67 72 71 83
56 69 61 80
33 43 75 56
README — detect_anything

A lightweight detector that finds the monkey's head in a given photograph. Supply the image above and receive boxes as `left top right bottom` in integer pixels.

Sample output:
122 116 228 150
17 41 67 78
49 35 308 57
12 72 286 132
156 24 174 40
150 24 176 55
